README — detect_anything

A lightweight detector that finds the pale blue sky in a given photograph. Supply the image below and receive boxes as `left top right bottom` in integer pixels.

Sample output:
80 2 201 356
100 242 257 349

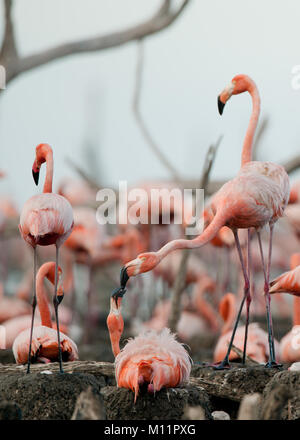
0 0 299 207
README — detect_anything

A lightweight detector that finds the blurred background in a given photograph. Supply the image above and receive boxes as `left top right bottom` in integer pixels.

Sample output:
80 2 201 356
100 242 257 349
0 0 299 366
0 0 299 206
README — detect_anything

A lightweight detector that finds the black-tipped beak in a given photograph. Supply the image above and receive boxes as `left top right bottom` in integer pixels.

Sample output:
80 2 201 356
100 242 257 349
32 169 40 186
218 96 225 115
111 286 126 305
120 266 129 288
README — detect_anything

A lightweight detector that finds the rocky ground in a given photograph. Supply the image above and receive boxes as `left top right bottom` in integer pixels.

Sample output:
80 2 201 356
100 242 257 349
0 316 298 420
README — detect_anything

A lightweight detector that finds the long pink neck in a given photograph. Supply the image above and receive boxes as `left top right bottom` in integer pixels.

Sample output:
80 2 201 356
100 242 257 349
156 209 226 262
241 81 260 167
193 279 219 331
36 265 53 328
43 151 53 193
220 293 236 335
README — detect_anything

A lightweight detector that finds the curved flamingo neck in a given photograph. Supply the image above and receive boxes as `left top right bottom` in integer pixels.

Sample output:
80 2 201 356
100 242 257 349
220 293 236 335
291 255 300 326
43 150 53 193
156 209 227 261
241 80 260 167
193 279 219 331
107 298 124 357
36 264 53 328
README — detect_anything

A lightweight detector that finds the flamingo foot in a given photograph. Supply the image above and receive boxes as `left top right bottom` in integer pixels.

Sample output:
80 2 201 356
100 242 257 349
264 361 282 369
212 360 231 370
147 383 155 394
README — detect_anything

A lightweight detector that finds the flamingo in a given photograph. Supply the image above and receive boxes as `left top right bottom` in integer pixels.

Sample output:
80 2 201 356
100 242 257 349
19 144 74 372
13 262 78 365
136 275 219 340
270 254 300 363
116 74 290 369
106 296 191 403
288 181 300 204
213 292 279 364
0 283 31 323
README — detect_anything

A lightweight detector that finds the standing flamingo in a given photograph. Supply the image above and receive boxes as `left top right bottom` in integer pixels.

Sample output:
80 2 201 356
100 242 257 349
107 296 191 403
19 144 74 372
13 262 78 365
116 75 290 369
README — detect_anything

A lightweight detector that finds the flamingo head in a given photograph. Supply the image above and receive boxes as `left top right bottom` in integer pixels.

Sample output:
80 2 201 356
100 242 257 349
218 74 256 114
124 252 160 279
32 143 53 185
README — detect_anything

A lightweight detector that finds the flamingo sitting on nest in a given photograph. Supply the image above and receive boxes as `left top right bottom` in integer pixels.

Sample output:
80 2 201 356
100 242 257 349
213 292 279 364
107 296 191 403
13 262 78 365
270 254 300 363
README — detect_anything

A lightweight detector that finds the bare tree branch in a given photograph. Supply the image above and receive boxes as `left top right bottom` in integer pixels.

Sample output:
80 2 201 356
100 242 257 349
0 0 18 76
1 0 190 84
133 40 182 183
167 137 220 332
183 153 300 196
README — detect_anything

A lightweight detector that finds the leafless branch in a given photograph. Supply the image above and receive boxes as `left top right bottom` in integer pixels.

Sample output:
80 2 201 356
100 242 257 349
183 153 300 196
167 137 220 332
0 0 190 84
65 157 100 191
133 40 182 183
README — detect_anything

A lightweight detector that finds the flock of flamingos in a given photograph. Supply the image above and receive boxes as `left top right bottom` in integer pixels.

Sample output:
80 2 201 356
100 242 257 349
0 73 300 405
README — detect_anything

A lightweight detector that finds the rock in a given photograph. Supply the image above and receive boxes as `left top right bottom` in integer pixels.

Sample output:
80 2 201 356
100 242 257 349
289 362 300 371
183 405 206 420
261 370 300 420
71 386 105 420
0 401 22 420
0 372 103 420
101 384 212 420
212 410 230 420
237 393 261 420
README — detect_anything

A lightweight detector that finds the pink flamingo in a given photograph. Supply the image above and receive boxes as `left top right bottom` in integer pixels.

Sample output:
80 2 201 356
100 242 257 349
0 284 31 323
19 144 74 372
107 296 191 403
270 254 300 363
116 75 290 368
13 262 78 365
213 292 279 364
137 275 219 340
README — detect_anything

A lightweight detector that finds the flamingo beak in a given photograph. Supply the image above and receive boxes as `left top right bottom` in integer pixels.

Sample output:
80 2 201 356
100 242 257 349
218 81 235 115
218 96 225 115
120 266 129 288
32 161 40 186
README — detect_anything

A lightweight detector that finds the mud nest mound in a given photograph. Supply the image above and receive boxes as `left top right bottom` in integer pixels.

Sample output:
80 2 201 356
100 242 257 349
261 370 300 420
0 349 15 365
0 372 103 420
101 384 212 420
191 364 282 401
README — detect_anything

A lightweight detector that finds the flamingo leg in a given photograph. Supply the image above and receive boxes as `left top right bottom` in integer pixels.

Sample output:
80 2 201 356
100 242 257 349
256 224 281 368
214 229 250 370
53 245 64 373
27 246 37 374
83 261 94 344
242 229 252 364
